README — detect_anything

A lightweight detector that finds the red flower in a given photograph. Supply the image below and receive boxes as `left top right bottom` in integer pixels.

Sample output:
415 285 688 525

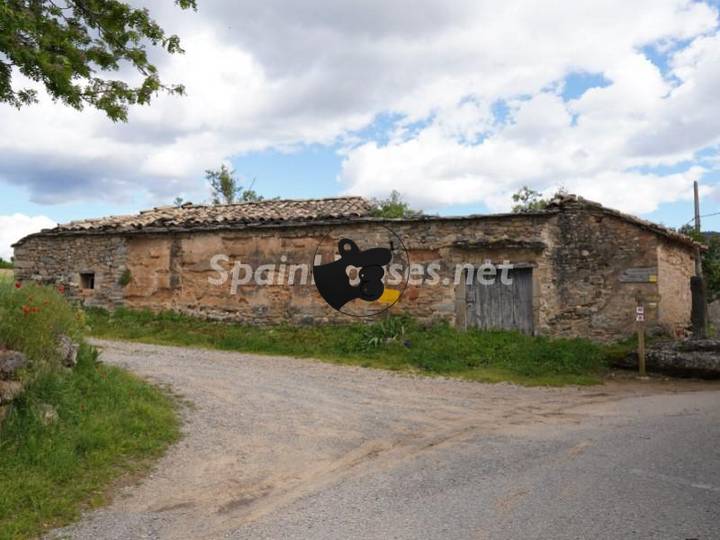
14 281 21 289
21 305 31 316
57 284 65 294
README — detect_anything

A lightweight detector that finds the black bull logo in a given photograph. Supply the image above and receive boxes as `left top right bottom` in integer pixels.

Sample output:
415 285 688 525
313 238 392 311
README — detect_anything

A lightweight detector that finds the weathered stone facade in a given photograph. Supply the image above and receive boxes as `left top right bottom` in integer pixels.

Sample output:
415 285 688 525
13 196 699 342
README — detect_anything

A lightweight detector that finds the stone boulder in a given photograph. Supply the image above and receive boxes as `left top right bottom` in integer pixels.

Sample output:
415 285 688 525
37 403 59 425
617 339 720 379
0 380 23 404
708 299 720 331
0 350 27 380
57 335 79 368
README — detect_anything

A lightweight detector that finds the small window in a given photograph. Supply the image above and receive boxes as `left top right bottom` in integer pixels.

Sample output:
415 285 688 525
80 272 95 290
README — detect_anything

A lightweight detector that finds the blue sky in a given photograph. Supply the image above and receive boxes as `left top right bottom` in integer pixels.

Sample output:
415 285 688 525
1 0 720 258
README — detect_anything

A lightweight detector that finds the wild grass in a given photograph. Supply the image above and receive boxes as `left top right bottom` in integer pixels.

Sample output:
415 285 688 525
0 346 180 539
0 281 84 373
0 282 180 539
0 269 12 282
86 308 621 386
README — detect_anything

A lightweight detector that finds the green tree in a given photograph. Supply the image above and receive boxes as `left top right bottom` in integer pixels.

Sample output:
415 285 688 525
370 190 422 218
679 225 720 300
239 178 264 202
205 165 263 205
0 0 196 122
511 186 549 213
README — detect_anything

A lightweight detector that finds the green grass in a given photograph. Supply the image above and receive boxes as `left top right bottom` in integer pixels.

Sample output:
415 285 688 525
0 345 180 540
87 308 623 386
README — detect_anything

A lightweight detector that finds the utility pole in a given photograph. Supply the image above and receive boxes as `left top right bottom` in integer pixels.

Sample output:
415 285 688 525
691 180 708 338
695 181 703 274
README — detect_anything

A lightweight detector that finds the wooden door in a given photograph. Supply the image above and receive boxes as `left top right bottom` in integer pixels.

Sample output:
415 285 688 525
466 267 534 334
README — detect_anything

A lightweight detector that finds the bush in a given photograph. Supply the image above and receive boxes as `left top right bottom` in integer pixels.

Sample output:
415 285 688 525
0 281 84 374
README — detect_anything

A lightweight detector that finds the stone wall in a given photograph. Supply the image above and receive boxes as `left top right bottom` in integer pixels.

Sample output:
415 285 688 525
547 206 664 340
657 239 694 336
12 209 697 342
13 234 128 309
122 216 553 328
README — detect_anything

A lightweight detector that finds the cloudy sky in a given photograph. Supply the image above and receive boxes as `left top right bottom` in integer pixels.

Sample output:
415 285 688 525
2 0 720 259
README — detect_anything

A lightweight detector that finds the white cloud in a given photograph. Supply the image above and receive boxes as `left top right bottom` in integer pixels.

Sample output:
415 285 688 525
0 214 56 261
0 0 718 215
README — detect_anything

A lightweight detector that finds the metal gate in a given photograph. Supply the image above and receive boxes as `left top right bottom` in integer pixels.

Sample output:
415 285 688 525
466 267 534 334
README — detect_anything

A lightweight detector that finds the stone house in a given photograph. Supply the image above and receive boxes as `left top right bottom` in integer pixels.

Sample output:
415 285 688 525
13 194 699 342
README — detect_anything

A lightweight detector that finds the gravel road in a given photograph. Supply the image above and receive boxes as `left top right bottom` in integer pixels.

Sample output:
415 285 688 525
49 339 720 540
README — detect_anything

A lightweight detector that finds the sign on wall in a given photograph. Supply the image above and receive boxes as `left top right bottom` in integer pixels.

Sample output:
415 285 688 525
619 267 658 283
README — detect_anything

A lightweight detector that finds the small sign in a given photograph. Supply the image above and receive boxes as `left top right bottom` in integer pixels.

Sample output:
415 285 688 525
636 306 644 315
636 313 645 322
620 267 658 283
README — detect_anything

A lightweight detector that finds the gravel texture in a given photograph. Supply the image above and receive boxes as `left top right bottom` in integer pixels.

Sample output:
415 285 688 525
48 339 720 540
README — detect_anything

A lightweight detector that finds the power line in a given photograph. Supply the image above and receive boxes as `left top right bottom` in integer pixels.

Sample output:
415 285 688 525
681 211 720 228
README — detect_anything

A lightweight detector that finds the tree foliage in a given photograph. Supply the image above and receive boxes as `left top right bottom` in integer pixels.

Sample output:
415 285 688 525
0 0 196 121
369 190 422 218
679 225 720 300
205 164 263 205
511 186 549 213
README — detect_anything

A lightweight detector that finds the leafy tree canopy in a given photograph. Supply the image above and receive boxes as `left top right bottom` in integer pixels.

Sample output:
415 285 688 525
511 186 570 213
205 164 263 205
511 186 548 213
679 225 720 300
0 0 196 121
370 190 422 219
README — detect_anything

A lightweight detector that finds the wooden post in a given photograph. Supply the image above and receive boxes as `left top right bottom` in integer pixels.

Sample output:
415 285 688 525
637 324 646 377
635 301 647 378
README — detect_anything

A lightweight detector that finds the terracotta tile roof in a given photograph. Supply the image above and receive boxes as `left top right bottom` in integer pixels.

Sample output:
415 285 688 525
42 196 373 234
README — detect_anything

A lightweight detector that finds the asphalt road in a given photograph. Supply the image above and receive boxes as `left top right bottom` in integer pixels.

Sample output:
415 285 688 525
51 340 720 540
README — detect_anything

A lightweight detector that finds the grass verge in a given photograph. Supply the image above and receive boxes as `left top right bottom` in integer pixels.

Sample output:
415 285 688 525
0 345 180 540
87 308 625 386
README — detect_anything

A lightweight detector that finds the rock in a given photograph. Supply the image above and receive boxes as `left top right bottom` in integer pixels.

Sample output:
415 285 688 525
57 335 79 368
0 350 27 380
37 403 59 425
0 380 24 404
708 299 720 332
616 339 720 379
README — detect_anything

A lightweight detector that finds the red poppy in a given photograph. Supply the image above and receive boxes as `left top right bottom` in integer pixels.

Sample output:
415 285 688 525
14 281 21 289
21 305 31 316
57 284 65 294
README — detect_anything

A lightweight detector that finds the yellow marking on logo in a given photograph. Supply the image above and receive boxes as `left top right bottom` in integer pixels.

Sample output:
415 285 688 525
378 288 401 303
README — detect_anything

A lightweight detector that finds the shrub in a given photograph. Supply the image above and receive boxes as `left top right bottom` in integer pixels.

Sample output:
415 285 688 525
117 268 132 287
360 315 412 349
0 281 84 374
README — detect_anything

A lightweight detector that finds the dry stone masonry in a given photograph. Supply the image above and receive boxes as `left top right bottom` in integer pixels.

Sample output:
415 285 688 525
13 195 700 342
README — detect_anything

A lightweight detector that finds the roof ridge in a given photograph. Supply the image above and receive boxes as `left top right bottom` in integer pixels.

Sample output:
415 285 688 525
173 195 368 211
547 193 701 249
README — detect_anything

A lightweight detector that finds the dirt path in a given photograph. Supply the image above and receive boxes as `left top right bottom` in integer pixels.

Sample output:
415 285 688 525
49 339 718 539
